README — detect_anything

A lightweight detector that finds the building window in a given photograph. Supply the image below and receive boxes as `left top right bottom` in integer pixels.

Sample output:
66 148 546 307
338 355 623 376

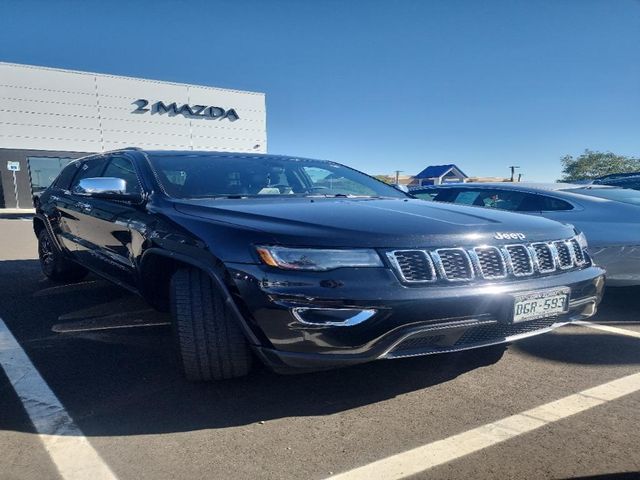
27 157 74 194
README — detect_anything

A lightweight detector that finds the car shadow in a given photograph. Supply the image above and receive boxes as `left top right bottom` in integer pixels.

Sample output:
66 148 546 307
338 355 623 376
2 259 639 438
0 259 507 437
512 286 640 364
594 286 640 323
512 329 640 366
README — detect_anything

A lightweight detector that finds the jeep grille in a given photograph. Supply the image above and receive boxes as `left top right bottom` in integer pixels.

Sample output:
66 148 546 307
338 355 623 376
387 236 588 284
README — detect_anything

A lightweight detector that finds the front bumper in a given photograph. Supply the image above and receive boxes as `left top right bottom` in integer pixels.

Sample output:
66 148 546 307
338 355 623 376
227 263 605 371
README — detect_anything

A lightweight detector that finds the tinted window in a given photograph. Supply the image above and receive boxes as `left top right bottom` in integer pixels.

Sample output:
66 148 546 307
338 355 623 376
539 195 573 211
562 187 640 206
52 161 80 190
412 190 437 200
70 157 107 193
102 156 141 194
600 178 640 190
147 154 407 199
440 188 543 212
28 157 74 193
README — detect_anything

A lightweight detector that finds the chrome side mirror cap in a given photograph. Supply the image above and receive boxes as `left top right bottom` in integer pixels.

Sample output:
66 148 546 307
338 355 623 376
76 177 127 195
74 177 143 203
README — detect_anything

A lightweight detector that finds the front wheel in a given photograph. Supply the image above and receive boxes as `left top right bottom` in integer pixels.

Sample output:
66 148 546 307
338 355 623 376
170 267 252 381
37 229 88 283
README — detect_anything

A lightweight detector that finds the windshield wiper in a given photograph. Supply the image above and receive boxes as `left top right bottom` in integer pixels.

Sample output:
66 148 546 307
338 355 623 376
303 193 381 199
188 194 250 199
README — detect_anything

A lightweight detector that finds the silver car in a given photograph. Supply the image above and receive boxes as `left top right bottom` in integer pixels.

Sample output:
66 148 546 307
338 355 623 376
411 183 640 286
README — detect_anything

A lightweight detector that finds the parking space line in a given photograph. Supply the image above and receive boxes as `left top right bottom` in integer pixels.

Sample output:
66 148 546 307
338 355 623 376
325 371 640 480
0 317 118 480
574 321 640 339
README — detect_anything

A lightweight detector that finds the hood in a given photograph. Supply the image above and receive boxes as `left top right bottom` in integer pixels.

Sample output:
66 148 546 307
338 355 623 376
172 197 576 248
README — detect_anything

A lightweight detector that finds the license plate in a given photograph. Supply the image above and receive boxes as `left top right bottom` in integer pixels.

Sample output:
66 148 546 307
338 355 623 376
512 288 570 323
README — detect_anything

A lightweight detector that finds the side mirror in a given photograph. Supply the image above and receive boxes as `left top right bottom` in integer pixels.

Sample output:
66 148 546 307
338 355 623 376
74 177 143 203
393 184 409 193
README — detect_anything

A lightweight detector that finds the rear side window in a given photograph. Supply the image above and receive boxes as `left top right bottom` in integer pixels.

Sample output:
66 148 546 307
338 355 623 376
52 162 80 190
439 188 544 212
605 179 640 190
540 196 573 211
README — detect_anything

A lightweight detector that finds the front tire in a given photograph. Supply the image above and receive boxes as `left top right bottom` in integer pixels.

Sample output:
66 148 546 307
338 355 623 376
170 267 252 381
37 229 88 283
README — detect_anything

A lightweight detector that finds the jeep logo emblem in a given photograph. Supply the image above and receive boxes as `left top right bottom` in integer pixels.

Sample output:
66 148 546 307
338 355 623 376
494 232 526 240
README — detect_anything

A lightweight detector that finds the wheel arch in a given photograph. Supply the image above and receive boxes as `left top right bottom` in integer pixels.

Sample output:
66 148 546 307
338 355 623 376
33 214 47 237
139 248 261 345
33 213 65 252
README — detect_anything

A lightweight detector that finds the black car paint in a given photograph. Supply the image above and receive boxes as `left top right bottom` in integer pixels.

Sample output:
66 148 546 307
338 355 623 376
34 150 605 372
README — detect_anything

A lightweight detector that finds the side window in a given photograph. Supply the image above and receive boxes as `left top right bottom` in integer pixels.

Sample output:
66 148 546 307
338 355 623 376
102 157 141 194
446 189 541 211
430 188 456 202
70 157 107 193
513 193 544 212
451 190 483 205
53 162 81 191
540 195 573 211
412 190 436 200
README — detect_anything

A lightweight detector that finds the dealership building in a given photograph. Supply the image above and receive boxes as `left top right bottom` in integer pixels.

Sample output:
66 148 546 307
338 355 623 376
0 62 267 209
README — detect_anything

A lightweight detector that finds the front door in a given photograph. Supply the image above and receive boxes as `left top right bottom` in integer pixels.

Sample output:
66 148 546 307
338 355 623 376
68 155 143 288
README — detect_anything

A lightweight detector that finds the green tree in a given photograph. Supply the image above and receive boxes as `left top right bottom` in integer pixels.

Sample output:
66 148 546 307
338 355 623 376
559 150 640 182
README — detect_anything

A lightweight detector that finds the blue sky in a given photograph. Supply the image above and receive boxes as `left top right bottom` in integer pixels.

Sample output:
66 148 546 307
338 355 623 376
1 0 638 181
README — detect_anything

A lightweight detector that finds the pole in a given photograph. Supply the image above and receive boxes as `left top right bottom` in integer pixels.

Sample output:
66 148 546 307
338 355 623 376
12 170 19 209
394 170 403 185
509 166 521 182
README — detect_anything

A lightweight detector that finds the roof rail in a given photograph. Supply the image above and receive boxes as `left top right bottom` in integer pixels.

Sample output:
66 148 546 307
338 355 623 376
107 146 143 152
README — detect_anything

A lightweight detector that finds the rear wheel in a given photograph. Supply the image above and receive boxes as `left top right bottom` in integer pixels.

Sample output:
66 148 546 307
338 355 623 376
37 229 88 283
170 267 252 381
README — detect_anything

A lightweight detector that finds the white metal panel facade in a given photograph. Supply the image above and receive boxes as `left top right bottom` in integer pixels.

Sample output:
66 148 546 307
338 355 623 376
0 62 267 153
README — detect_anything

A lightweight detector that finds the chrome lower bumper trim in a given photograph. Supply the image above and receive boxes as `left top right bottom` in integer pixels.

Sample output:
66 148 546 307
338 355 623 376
382 296 599 360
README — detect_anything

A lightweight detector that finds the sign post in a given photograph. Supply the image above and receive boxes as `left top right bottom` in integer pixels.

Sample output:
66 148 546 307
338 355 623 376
6 161 21 209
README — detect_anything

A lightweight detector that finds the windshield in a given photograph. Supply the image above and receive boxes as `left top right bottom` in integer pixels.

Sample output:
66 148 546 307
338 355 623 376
563 187 640 206
147 154 406 199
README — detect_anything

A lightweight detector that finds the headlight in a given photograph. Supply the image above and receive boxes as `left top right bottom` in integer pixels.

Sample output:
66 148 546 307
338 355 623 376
256 246 383 271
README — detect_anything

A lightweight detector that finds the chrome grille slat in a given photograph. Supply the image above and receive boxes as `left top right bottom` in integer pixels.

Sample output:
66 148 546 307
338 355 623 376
570 239 586 265
387 250 436 283
531 242 556 273
473 246 507 279
433 248 474 281
504 244 534 277
388 236 588 284
554 240 574 269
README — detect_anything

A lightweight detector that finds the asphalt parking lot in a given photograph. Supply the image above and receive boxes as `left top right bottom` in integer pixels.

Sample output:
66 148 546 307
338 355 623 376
1 217 639 480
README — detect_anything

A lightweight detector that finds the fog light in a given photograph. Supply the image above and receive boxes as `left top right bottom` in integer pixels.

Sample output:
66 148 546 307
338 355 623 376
291 308 376 326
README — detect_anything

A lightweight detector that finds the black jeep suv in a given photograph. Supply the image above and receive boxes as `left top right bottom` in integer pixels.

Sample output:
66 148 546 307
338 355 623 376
34 149 605 381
